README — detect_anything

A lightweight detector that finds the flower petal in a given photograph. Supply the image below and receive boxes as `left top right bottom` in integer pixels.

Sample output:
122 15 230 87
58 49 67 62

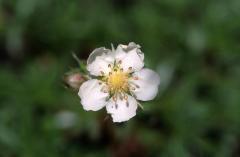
115 42 144 72
106 95 138 122
114 44 127 60
87 47 114 76
87 47 114 64
78 79 109 111
130 68 160 101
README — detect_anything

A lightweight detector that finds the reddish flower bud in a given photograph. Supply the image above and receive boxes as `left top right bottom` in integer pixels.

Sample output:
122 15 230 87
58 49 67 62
63 72 87 91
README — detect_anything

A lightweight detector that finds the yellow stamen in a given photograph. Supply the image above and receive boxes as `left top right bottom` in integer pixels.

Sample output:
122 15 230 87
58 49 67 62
107 69 128 92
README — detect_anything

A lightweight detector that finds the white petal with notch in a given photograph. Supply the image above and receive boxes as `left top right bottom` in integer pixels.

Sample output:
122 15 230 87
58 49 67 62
87 47 114 76
115 43 144 72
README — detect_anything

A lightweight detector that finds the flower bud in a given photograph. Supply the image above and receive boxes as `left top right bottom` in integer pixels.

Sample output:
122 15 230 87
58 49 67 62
63 72 87 91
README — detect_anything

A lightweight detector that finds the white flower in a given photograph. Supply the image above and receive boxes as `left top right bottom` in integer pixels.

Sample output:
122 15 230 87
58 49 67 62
78 42 160 123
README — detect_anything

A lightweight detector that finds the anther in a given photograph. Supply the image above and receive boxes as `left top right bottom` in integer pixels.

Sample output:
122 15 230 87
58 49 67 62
133 76 139 80
113 96 117 102
100 71 105 75
109 72 112 75
135 84 140 88
128 67 133 71
101 88 107 93
115 103 118 109
108 64 111 68
98 82 102 85
126 101 129 107
101 86 109 93
118 60 122 64
120 68 123 72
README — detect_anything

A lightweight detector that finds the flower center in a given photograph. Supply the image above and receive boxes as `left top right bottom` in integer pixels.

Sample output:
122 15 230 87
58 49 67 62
107 70 129 93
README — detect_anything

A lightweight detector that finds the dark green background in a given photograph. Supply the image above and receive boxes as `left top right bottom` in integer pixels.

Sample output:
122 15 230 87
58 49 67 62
0 0 240 156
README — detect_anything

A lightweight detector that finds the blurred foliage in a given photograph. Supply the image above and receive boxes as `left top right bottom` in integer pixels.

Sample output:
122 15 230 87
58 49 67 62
0 0 240 157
